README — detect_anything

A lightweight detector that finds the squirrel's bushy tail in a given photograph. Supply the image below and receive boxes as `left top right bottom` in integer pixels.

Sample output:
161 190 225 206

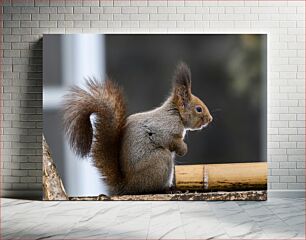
63 79 126 191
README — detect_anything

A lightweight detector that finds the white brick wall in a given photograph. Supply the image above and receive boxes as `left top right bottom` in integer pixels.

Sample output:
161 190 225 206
1 0 305 197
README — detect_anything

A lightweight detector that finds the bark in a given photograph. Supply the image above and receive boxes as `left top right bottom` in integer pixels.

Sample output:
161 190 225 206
43 136 68 200
69 190 267 201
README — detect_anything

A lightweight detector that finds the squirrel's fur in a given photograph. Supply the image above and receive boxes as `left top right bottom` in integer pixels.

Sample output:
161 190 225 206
63 62 212 195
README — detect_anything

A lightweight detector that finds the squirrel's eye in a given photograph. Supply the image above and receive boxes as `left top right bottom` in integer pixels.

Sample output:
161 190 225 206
195 106 202 113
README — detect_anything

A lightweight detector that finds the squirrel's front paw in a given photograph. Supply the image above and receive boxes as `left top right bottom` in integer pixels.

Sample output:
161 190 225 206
176 142 187 156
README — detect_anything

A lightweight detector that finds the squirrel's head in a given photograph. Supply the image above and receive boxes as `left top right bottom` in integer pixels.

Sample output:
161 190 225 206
172 62 213 131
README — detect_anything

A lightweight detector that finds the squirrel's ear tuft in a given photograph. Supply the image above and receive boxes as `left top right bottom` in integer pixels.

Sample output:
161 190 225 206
172 62 192 108
174 62 191 89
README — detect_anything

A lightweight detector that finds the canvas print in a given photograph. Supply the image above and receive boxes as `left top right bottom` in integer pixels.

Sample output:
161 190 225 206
43 34 267 200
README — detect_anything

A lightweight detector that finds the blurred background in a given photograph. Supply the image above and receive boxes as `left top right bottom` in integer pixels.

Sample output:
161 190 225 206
43 34 267 197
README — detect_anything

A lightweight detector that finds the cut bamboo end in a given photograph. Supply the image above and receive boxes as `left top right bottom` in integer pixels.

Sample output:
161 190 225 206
175 162 267 191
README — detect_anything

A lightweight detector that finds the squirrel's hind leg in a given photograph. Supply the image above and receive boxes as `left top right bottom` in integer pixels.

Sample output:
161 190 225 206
123 150 174 195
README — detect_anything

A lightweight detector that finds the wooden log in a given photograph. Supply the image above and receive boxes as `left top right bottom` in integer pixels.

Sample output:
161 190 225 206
175 162 267 191
43 136 267 200
43 136 68 200
69 190 267 201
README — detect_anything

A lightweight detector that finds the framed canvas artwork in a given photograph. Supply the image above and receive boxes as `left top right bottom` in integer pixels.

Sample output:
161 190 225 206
43 34 267 200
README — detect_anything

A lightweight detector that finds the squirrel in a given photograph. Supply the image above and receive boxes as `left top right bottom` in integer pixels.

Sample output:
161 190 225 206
63 62 213 195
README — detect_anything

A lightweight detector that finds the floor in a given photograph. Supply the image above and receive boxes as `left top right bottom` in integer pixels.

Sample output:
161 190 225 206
1 197 305 239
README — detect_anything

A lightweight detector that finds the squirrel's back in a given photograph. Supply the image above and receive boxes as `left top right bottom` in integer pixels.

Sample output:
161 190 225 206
119 100 184 194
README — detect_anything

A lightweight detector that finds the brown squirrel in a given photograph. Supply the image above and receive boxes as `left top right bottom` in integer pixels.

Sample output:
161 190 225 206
63 62 212 195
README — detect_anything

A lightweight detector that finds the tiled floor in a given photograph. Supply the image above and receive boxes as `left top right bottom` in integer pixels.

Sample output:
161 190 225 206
1 197 305 239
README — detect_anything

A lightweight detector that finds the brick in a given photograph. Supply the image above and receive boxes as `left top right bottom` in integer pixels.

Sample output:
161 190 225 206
12 170 28 177
47 14 65 21
114 14 129 21
289 135 305 142
150 14 167 21
289 121 304 128
32 14 49 20
121 7 138 14
269 176 279 183
57 7 73 14
4 21 20 28
158 7 176 14
131 0 147 6
210 21 234 28
4 6 21 13
121 20 139 28
74 21 90 28
103 7 121 14
158 20 176 28
20 21 39 28
99 0 113 6
21 6 39 13
185 14 202 21
114 0 130 6
234 7 251 13
140 21 157 28
139 7 157 13
28 170 41 176
202 14 218 21
148 0 167 6
297 176 305 183
74 7 90 13
280 176 296 183
288 183 305 189
12 14 31 20
90 21 107 28
90 7 104 13
218 1 243 6
12 0 34 7
289 169 304 176
251 7 279 14
39 6 57 13
20 177 36 183
35 0 49 6
65 14 83 21
219 14 243 21
130 14 149 21
12 28 31 35
177 21 194 28
280 162 296 169
279 128 297 135
279 7 297 14
168 14 184 21
177 7 196 14
185 0 202 6
65 0 83 7
4 176 20 183
297 161 305 168
83 14 99 20
209 7 224 13
107 20 121 28
271 183 287 189
12 43 30 50
99 14 113 20
83 0 99 6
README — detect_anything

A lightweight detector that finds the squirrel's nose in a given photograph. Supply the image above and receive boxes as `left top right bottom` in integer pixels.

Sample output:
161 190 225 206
208 115 213 123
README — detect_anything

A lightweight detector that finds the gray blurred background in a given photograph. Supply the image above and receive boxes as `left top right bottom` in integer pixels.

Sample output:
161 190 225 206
106 34 267 164
43 34 267 196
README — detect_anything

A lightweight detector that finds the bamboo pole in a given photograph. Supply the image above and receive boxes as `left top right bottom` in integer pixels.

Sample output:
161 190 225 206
175 162 267 191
